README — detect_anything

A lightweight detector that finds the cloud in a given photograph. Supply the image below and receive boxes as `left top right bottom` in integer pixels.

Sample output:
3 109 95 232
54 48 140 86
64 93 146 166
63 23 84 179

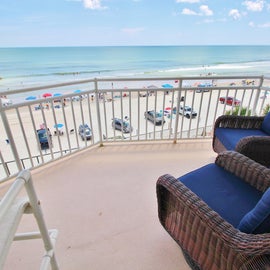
176 0 200 3
66 0 107 9
200 5 213 16
182 8 198 15
181 5 213 16
258 22 270 27
229 9 241 20
242 0 264 12
247 21 270 28
83 0 106 9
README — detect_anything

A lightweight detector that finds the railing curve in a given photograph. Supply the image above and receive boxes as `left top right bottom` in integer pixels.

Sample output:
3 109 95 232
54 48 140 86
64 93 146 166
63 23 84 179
1 75 269 182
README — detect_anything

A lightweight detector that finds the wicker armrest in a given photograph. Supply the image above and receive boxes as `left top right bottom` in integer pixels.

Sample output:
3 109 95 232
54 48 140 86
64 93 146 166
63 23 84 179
212 115 267 154
215 151 270 192
157 173 270 269
214 115 264 130
235 136 270 168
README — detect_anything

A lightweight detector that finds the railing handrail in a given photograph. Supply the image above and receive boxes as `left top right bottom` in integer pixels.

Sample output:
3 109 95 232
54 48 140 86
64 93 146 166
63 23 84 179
0 75 265 97
1 75 270 182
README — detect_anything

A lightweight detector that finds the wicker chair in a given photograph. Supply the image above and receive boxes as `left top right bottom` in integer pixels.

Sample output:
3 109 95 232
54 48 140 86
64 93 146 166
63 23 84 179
157 151 270 270
212 113 270 167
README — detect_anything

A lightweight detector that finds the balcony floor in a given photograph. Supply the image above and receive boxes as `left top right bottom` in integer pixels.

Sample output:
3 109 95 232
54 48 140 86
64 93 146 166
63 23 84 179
4 139 216 270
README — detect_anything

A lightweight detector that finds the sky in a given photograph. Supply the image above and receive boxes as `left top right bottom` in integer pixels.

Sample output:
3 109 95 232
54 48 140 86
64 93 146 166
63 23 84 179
1 0 270 47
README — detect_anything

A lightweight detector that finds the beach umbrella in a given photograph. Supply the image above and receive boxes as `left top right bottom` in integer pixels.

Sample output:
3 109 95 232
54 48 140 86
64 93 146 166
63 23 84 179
54 123 64 129
25 95 36 100
74 89 82 94
147 84 158 89
53 93 62 97
42 93 52 98
162 83 173 88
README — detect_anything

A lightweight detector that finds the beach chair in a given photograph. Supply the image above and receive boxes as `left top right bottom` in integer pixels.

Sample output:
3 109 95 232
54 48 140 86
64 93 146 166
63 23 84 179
157 151 270 270
0 170 59 269
212 112 270 166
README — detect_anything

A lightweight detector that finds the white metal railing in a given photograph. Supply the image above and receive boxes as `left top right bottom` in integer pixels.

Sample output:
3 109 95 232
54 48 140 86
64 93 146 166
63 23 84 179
1 75 270 182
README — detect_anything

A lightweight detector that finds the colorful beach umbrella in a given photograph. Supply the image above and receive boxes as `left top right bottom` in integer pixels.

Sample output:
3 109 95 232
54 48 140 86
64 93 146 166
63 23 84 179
147 84 158 89
74 89 82 94
54 123 64 129
25 96 37 100
42 93 52 98
53 93 62 97
162 83 173 88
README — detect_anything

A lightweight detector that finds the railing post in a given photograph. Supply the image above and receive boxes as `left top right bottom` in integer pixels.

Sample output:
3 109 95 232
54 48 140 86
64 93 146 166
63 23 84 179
0 151 10 177
251 75 264 115
173 79 182 144
94 78 104 146
0 102 22 172
256 75 265 115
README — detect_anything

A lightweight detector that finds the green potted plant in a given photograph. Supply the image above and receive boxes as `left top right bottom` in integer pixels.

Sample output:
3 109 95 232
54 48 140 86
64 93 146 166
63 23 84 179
225 106 251 116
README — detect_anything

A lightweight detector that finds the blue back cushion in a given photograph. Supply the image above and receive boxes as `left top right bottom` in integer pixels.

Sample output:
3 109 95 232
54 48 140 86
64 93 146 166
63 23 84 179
178 164 262 227
215 128 267 150
261 112 270 135
238 188 270 234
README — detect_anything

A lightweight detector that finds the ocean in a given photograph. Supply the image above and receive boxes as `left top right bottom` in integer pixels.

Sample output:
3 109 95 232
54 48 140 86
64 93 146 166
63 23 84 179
1 45 270 92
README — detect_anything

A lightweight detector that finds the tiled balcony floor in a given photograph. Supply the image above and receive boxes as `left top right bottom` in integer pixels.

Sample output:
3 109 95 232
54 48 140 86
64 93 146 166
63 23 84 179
3 139 216 270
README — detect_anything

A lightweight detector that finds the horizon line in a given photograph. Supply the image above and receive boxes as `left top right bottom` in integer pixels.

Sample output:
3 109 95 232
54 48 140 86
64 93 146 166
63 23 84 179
1 44 270 49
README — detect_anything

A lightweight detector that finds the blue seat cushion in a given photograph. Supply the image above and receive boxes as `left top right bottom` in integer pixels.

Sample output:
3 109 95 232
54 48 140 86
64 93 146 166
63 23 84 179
178 164 263 227
215 128 267 150
238 187 270 234
261 112 270 135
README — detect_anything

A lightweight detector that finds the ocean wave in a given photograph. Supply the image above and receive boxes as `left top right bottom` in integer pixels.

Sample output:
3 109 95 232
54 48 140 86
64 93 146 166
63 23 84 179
154 61 270 75
53 70 114 76
3 69 119 79
2 60 270 83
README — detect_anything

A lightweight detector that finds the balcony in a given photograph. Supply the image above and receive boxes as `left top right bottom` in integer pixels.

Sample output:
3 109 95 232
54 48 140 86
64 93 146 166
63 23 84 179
0 75 270 269
3 139 214 269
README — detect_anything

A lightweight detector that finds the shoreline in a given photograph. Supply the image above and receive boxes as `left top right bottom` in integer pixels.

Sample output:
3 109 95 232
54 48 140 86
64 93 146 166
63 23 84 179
1 67 269 94
2 45 270 93
1 74 267 105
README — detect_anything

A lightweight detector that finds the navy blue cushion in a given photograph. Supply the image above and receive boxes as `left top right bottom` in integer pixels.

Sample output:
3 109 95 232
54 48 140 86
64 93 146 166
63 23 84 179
215 128 267 150
178 164 263 227
261 112 270 135
238 188 270 234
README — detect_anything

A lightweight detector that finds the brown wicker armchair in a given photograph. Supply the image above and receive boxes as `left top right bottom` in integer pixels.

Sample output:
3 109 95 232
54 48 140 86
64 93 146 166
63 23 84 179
157 151 270 270
212 114 270 167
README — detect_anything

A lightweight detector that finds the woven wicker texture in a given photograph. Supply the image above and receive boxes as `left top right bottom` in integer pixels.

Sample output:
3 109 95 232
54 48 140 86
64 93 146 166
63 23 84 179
157 151 270 270
212 115 270 167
